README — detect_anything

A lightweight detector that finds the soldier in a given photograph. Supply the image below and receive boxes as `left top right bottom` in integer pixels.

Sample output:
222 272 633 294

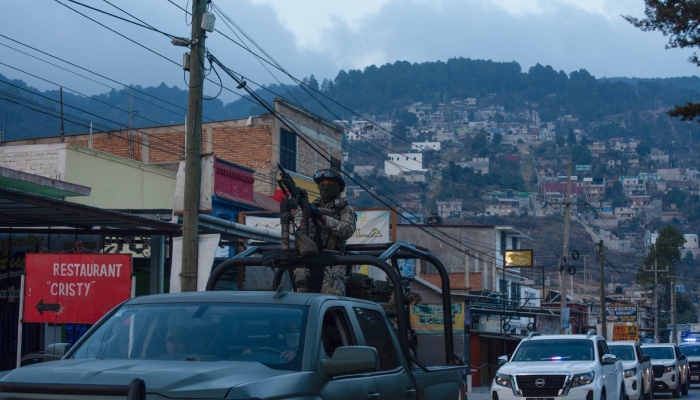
293 168 356 296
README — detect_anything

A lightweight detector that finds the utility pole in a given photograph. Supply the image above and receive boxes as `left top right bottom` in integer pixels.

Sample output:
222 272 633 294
181 0 207 292
647 259 668 344
599 240 606 340
129 90 134 160
559 163 572 334
671 277 677 344
59 87 65 143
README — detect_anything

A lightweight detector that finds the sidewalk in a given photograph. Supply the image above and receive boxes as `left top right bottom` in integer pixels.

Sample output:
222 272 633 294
468 386 490 400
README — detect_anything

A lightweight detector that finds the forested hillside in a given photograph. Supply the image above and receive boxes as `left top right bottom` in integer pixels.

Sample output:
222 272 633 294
2 57 699 140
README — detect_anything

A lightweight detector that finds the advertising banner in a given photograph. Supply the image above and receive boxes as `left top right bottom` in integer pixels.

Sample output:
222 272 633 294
612 324 639 342
410 303 464 334
23 253 132 324
606 304 638 323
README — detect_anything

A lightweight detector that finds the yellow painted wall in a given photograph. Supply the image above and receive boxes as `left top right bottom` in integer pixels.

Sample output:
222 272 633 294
64 145 176 210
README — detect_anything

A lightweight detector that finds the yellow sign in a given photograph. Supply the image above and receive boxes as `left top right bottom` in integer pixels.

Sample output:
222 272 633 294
504 250 533 268
410 303 464 334
612 324 639 342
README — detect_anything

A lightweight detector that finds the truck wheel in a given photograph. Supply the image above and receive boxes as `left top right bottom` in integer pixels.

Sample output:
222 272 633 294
682 374 689 396
672 382 681 398
644 384 653 400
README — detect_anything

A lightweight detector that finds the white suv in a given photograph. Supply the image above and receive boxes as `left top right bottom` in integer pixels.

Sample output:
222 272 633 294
491 332 625 400
608 341 654 400
642 343 689 398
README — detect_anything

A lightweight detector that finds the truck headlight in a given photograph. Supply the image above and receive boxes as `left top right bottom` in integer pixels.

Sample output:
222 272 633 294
572 372 595 387
624 367 638 378
494 373 512 388
665 365 675 373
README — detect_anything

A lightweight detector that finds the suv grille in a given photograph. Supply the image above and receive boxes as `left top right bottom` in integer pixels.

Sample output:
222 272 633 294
652 365 665 378
516 375 567 397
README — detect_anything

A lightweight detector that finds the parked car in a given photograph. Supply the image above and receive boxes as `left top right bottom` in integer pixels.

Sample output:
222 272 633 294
491 331 625 400
642 343 689 398
679 341 700 387
608 341 654 400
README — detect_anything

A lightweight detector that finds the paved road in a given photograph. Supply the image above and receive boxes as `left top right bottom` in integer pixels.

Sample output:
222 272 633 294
467 385 700 400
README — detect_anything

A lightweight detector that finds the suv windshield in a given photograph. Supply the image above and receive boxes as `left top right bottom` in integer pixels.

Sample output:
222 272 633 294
68 303 308 371
680 345 700 356
511 339 594 362
643 347 675 360
608 345 635 361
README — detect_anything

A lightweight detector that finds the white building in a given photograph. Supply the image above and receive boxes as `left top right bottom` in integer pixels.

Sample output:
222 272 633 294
385 153 426 177
411 141 441 152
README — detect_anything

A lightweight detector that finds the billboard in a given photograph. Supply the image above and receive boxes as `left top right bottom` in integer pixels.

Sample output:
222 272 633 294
606 304 638 323
612 324 639 342
410 303 464 334
23 253 132 324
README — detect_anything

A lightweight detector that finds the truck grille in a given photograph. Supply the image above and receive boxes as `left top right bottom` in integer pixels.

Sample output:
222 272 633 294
516 375 567 397
652 365 665 378
689 361 700 370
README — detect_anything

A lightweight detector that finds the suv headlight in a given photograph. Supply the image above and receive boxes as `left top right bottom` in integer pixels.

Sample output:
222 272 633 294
494 373 512 388
572 372 595 387
664 365 675 373
624 367 638 378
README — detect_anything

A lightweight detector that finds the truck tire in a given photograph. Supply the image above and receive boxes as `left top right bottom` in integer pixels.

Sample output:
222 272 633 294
682 373 689 396
672 381 681 398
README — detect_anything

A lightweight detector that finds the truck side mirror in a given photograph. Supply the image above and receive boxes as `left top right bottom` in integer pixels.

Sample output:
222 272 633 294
601 354 617 365
679 354 687 361
320 346 379 379
641 355 650 362
44 343 72 361
498 355 508 366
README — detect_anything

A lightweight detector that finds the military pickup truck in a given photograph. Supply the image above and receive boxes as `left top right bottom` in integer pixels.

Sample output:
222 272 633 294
0 242 467 400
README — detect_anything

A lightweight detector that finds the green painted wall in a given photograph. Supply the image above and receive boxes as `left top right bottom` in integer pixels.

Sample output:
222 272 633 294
64 145 176 210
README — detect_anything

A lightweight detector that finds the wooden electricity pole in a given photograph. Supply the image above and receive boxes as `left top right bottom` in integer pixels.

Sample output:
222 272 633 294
181 0 207 292
559 163 572 334
599 240 606 339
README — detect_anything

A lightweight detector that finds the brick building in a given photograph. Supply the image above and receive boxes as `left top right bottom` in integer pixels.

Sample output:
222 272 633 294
6 98 344 198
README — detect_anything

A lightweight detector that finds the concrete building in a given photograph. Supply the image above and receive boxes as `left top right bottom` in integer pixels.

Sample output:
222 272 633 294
385 153 426 177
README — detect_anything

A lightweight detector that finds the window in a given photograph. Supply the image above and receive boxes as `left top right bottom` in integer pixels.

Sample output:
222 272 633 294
321 308 355 358
330 157 341 171
353 307 400 371
510 283 520 303
499 279 507 298
280 128 296 172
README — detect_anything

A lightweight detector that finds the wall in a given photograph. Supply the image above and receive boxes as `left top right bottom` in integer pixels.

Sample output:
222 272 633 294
64 145 176 210
0 143 66 180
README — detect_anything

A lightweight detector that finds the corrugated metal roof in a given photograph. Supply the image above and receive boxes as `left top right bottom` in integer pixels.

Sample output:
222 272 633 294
0 187 180 234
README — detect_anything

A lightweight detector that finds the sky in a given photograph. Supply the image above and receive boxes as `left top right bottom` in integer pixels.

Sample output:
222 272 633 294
1 0 699 104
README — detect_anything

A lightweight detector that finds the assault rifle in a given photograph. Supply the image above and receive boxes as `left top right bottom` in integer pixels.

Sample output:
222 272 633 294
277 164 318 256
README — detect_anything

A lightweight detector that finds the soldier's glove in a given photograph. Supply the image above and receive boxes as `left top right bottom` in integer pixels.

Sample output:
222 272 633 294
405 292 422 305
308 204 324 221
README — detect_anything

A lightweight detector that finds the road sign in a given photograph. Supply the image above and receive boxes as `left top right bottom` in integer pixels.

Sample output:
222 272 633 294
612 324 639 342
23 253 132 324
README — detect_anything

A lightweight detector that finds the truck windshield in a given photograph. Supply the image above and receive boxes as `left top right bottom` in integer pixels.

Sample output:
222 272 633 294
68 303 308 371
511 339 594 362
608 345 635 361
679 345 700 356
643 347 675 360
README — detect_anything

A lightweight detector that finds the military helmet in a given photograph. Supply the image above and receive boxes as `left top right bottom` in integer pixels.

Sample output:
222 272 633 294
313 168 345 191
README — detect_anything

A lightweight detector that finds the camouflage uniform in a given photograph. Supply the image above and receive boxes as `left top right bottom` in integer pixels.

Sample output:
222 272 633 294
293 197 356 296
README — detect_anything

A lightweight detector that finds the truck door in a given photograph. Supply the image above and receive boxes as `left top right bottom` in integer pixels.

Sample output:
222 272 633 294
352 306 418 400
598 339 620 399
318 306 382 400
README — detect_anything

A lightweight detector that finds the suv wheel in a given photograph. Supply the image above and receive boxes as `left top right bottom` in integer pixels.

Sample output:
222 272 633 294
682 373 689 396
672 378 681 399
